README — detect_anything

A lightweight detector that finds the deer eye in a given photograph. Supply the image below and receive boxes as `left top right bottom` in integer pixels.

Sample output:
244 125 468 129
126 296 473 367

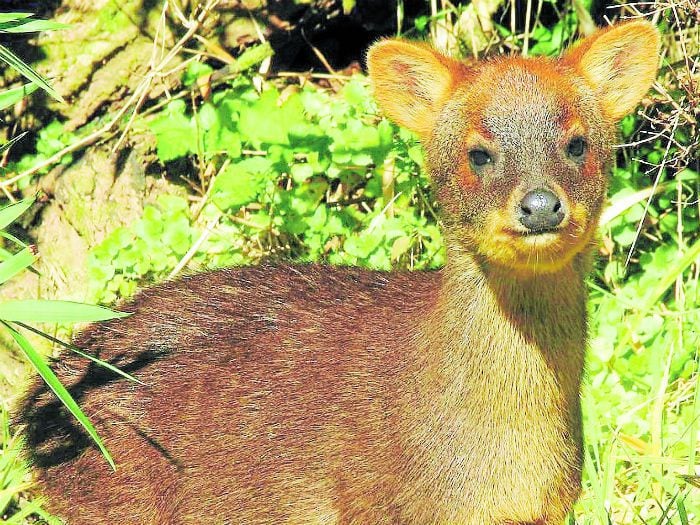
567 136 586 159
469 149 492 168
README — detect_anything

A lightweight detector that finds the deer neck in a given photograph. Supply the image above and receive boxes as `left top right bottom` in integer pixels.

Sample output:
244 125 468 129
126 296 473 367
411 240 590 415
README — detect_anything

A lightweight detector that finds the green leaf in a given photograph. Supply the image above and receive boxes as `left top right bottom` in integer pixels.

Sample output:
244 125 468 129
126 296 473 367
0 196 35 229
0 13 32 24
0 247 37 285
212 157 272 211
2 321 115 470
342 0 356 15
182 61 213 87
0 130 28 156
290 163 313 183
343 231 383 259
0 19 70 33
199 102 242 158
0 229 28 252
0 300 129 323
343 78 369 108
390 236 412 260
13 320 144 385
0 44 64 102
414 15 429 32
238 89 306 146
231 42 274 73
619 115 636 137
0 82 38 111
148 100 197 161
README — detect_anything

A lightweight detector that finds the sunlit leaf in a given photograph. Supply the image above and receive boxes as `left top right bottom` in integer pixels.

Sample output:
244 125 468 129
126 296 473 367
0 300 129 322
0 19 69 33
0 44 64 102
0 83 38 111
0 247 37 285
0 197 35 230
0 13 32 24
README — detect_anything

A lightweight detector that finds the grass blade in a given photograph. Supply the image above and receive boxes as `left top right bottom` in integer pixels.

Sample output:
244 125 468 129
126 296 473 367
0 13 31 24
14 320 145 385
0 197 35 230
677 496 688 525
0 131 28 156
3 499 47 524
0 19 70 33
0 228 29 251
0 44 64 103
0 246 37 285
1 321 115 470
0 83 38 111
0 299 129 322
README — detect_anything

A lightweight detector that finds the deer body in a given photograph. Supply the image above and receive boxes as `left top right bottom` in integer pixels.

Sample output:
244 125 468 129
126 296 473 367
17 21 659 525
21 261 585 524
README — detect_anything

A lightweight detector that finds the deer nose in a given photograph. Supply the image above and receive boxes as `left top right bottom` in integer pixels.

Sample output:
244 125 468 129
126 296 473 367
518 188 565 233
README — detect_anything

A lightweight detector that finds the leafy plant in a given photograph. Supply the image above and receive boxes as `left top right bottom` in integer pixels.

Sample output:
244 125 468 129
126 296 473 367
0 14 130 477
0 13 67 103
87 73 444 303
0 198 132 470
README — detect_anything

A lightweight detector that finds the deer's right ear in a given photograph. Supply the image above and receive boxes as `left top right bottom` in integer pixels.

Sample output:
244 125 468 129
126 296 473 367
562 21 660 122
367 40 459 138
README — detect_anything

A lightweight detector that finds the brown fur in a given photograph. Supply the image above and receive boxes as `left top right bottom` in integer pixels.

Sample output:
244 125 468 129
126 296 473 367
16 21 659 525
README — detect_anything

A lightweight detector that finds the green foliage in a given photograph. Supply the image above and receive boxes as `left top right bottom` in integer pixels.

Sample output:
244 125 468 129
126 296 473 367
0 198 134 473
88 194 201 302
526 12 578 56
1 120 78 188
90 75 443 303
0 13 67 102
576 76 699 525
0 405 57 524
0 13 131 490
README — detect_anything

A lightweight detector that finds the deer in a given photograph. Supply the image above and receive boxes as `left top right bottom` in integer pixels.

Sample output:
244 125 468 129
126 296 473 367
16 20 659 525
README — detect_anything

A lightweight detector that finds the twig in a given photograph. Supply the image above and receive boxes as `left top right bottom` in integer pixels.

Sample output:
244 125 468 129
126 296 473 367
625 111 681 268
168 212 221 280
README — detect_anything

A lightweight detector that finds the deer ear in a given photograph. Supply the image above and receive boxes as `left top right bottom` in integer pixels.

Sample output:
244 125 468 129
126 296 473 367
367 40 460 137
563 21 660 122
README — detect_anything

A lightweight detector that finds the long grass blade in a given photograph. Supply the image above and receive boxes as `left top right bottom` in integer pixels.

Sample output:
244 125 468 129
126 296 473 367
0 247 37 285
0 83 38 111
0 44 64 102
0 299 129 322
13 320 144 385
1 321 115 470
0 131 28 156
0 19 70 33
0 13 31 24
0 229 29 250
0 197 35 230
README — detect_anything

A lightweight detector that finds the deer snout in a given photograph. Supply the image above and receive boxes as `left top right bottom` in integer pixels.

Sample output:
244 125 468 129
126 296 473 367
518 188 566 233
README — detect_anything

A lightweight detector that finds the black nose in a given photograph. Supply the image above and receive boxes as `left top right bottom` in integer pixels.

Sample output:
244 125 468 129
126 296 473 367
519 188 565 232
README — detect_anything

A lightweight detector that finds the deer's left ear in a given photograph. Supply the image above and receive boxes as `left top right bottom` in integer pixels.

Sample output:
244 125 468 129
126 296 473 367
562 21 660 122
